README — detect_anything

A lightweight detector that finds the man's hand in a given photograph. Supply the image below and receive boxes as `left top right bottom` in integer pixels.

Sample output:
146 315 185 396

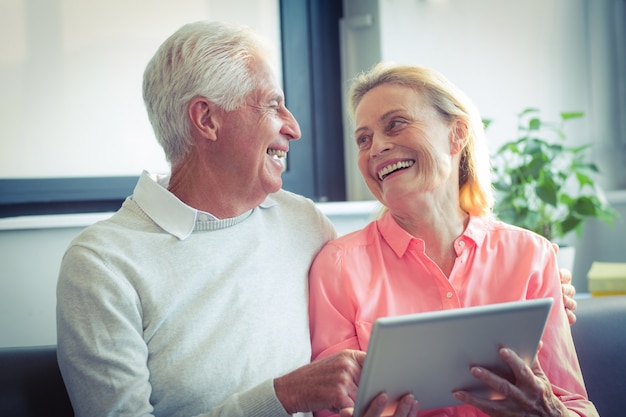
553 243 577 325
274 350 419 417
274 350 365 414
559 268 577 325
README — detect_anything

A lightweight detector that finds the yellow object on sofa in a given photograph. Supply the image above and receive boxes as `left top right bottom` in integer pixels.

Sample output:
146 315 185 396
587 262 626 296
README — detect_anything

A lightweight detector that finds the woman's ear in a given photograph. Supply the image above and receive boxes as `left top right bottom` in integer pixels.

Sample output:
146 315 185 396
188 96 219 141
450 119 469 155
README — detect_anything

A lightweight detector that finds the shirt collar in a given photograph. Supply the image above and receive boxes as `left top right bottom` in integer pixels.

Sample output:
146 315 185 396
133 170 278 240
133 171 197 240
377 210 490 257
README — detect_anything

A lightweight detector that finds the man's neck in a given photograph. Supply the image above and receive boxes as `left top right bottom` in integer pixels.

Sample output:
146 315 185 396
168 157 267 219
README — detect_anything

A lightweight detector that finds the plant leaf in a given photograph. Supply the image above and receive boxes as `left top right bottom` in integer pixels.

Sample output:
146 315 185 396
561 111 584 120
528 118 541 131
572 197 597 216
536 182 558 206
560 215 582 236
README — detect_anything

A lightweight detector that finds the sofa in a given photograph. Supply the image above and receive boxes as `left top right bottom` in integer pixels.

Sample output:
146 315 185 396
1 295 624 417
0 344 73 416
570 294 626 416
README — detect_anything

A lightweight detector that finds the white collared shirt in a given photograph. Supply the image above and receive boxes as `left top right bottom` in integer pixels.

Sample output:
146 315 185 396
132 170 276 240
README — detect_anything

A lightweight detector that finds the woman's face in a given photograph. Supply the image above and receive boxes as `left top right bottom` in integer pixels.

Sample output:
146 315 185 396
354 83 461 207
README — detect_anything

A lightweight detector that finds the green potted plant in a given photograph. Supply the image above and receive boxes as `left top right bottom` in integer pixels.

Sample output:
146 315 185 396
489 108 618 251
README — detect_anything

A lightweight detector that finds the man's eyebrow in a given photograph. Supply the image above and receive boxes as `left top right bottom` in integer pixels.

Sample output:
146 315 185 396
268 92 284 103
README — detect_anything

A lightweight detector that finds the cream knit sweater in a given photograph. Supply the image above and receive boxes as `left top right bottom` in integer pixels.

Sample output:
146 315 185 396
57 176 336 417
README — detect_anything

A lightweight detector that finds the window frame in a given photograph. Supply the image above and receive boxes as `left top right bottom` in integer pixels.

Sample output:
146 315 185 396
0 0 345 218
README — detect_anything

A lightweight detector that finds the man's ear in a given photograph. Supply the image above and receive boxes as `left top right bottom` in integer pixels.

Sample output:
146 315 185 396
188 96 219 141
450 119 469 155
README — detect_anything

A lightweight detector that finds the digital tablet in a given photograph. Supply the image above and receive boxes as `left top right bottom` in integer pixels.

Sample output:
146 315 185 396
353 298 553 417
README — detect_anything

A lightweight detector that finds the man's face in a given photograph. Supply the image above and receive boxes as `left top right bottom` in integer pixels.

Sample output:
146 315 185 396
216 56 301 199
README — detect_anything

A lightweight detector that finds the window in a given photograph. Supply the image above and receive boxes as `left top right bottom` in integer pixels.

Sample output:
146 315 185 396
0 0 345 218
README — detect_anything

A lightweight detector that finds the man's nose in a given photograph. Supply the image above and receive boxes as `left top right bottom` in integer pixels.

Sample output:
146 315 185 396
282 108 301 140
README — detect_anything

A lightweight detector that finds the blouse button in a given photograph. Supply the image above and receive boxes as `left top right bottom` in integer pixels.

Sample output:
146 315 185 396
446 292 453 299
459 240 465 247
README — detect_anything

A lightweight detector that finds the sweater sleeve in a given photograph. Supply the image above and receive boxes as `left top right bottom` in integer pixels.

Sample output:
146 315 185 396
56 244 295 417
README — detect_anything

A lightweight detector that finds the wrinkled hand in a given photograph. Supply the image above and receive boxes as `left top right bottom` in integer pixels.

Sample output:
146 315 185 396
553 243 577 325
559 268 577 325
339 392 419 417
274 350 366 414
274 349 419 417
452 345 569 417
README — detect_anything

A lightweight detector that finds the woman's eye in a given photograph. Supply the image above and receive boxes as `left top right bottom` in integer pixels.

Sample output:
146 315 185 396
356 135 370 148
388 119 405 131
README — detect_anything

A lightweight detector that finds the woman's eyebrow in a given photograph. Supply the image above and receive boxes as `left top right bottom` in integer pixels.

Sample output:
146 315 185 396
355 109 404 132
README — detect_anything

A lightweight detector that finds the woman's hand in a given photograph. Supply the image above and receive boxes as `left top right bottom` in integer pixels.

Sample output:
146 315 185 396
452 345 569 417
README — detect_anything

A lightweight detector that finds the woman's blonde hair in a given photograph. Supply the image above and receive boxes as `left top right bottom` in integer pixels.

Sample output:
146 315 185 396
349 62 494 216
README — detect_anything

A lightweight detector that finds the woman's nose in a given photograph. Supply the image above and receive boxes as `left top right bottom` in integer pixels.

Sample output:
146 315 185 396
370 135 392 157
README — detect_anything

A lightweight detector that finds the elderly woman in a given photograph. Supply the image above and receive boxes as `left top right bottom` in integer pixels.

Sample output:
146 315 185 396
308 63 597 417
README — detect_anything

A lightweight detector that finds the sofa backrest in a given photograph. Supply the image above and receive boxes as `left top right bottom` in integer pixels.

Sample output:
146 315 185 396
0 345 73 417
0 296 623 416
570 295 626 417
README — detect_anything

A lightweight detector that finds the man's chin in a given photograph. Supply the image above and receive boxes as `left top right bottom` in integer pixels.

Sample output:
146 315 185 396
263 177 283 195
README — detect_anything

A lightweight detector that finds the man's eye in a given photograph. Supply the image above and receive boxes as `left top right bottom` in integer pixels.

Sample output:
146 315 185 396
266 101 280 111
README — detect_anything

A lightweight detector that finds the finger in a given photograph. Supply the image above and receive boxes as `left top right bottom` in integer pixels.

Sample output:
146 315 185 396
359 392 388 417
561 290 578 325
561 283 575 298
499 347 531 379
339 407 354 417
563 292 577 310
559 268 572 285
529 353 548 379
566 309 577 325
392 394 418 417
350 350 367 368
499 348 544 396
466 365 515 399
456 364 528 412
452 389 507 416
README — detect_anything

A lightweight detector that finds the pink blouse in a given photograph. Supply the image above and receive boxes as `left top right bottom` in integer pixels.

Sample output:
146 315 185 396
309 212 597 417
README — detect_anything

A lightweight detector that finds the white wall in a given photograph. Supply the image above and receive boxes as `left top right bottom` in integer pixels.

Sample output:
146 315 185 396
0 0 280 178
341 0 626 200
0 223 83 348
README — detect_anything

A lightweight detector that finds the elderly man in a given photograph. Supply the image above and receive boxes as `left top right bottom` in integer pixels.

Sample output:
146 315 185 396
57 21 576 417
